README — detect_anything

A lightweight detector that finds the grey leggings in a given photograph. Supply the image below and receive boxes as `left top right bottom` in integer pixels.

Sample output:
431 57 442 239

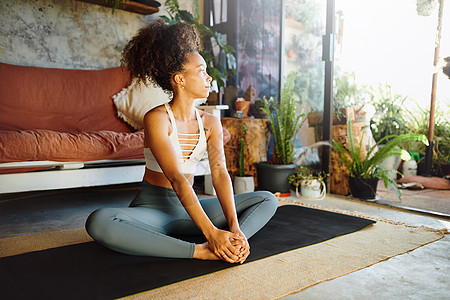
85 181 278 258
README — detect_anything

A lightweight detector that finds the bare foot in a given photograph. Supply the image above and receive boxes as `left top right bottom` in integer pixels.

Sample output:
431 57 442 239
193 241 249 263
193 242 221 261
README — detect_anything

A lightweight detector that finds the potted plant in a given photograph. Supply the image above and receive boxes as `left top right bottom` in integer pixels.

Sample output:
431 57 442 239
307 71 362 127
234 98 251 118
369 83 409 144
233 123 254 194
256 72 307 194
234 86 256 118
333 114 428 200
288 166 327 200
368 83 411 180
399 103 450 177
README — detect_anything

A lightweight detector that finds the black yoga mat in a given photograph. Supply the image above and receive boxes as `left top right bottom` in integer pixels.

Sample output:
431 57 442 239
0 205 375 300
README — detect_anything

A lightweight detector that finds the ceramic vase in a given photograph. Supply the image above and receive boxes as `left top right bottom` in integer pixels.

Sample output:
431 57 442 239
402 160 417 177
233 176 255 194
300 179 326 199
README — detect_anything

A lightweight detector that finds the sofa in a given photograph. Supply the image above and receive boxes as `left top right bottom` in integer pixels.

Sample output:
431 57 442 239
0 62 226 194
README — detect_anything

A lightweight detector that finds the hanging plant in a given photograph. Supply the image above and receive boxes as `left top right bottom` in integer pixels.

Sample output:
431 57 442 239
106 0 127 14
416 0 438 16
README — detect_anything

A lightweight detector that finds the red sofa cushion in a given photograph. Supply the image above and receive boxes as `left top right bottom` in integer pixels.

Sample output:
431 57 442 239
0 63 132 133
0 129 144 163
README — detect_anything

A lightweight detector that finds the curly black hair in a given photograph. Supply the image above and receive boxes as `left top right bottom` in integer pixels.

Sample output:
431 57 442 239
121 19 201 91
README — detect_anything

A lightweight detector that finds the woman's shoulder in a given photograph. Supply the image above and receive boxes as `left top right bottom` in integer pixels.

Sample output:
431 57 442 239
144 104 170 127
197 109 222 139
197 108 220 126
145 104 167 118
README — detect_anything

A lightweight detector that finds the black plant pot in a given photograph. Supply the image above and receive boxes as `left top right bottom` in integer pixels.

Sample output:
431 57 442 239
349 176 379 200
256 162 296 194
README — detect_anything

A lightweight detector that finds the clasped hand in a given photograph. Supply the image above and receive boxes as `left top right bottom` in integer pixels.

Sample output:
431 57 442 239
207 227 250 264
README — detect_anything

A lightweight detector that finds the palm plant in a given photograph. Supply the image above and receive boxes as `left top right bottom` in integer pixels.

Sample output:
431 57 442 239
260 72 307 164
332 114 428 199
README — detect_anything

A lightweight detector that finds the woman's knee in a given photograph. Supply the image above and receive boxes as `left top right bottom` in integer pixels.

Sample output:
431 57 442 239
85 207 118 240
258 190 278 211
246 191 278 216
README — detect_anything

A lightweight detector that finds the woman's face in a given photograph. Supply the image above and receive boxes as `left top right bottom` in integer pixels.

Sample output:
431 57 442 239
180 52 212 99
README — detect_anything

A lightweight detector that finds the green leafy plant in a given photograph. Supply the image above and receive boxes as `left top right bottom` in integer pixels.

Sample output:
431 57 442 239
161 0 236 88
333 71 365 119
285 0 325 112
288 166 327 188
260 72 307 165
238 123 248 177
369 83 409 143
332 113 428 199
401 103 450 175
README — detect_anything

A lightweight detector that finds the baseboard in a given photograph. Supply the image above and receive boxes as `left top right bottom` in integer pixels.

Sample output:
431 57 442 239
0 160 214 194
0 165 146 194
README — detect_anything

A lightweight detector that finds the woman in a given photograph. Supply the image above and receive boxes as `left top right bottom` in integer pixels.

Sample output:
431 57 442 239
85 19 278 264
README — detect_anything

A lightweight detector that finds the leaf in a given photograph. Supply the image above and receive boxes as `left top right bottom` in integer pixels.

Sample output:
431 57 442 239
226 53 237 72
222 44 236 54
196 24 214 36
178 10 195 23
165 0 180 14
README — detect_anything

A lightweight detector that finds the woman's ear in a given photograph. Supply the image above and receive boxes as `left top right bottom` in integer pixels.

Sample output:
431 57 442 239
173 73 184 87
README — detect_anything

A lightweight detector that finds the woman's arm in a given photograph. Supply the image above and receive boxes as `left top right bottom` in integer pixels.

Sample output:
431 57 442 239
143 109 243 262
206 116 239 228
206 116 250 262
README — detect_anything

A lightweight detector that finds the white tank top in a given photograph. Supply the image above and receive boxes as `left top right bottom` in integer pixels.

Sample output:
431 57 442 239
144 103 207 174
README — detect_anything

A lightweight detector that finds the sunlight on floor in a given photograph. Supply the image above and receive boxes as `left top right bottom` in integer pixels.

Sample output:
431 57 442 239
438 219 450 230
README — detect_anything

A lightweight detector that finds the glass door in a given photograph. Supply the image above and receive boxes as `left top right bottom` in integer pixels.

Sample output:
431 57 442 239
283 0 327 168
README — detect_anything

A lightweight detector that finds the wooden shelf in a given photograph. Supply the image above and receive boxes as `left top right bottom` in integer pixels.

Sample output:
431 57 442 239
77 0 159 15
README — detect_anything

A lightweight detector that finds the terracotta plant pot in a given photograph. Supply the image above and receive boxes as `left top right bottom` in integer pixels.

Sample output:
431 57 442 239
235 101 251 118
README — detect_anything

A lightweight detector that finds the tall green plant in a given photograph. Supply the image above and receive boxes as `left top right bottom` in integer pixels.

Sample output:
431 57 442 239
260 72 307 165
402 103 450 174
333 71 366 119
161 0 236 88
238 123 247 177
369 83 409 143
332 114 428 199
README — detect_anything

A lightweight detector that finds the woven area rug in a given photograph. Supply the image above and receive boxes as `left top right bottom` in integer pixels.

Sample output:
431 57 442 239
0 203 444 300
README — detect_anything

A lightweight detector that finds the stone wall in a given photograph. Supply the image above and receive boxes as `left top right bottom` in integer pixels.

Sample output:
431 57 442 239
0 0 196 70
